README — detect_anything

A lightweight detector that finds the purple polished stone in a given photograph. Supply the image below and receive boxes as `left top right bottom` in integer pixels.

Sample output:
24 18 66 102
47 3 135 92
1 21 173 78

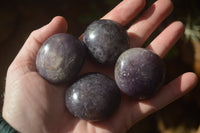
36 33 86 84
83 19 129 65
65 73 121 121
115 48 165 99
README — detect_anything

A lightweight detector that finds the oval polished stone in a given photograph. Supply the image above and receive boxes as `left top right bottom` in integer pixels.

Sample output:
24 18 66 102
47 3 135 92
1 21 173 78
83 19 129 65
115 48 165 99
36 33 86 84
65 73 121 121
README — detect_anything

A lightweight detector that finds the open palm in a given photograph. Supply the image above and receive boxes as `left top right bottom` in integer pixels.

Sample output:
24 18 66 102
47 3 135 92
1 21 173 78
3 0 198 133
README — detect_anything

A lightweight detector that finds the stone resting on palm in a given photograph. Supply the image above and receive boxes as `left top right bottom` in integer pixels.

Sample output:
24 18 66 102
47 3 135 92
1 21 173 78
2 0 198 133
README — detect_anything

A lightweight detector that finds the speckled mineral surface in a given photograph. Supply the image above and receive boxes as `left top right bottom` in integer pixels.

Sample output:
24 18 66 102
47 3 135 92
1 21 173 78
115 48 165 99
83 19 129 65
65 73 121 121
36 33 86 84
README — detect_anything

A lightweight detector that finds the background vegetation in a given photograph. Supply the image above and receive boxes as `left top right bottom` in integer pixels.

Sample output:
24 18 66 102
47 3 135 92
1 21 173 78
0 0 199 132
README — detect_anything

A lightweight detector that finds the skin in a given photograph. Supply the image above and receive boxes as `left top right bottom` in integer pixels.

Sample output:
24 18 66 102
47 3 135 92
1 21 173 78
2 0 199 133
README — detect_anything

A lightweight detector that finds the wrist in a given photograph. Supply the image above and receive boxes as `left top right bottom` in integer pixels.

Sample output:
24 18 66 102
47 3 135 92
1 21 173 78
0 116 18 133
2 110 48 133
2 84 49 133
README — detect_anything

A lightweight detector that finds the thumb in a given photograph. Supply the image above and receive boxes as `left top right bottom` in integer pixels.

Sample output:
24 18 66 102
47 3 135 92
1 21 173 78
8 16 68 76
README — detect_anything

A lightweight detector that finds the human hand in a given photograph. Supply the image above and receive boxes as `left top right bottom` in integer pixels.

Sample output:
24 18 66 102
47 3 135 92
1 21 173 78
2 0 199 133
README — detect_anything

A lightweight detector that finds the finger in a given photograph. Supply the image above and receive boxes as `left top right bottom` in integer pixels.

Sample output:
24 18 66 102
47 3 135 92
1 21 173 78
19 16 68 62
147 21 185 58
129 72 199 125
79 0 145 40
102 0 146 26
127 0 174 47
9 16 68 75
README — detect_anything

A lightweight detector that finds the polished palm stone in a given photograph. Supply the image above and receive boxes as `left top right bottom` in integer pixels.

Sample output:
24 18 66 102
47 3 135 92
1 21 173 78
36 33 86 84
65 73 121 121
115 48 165 99
83 19 129 65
